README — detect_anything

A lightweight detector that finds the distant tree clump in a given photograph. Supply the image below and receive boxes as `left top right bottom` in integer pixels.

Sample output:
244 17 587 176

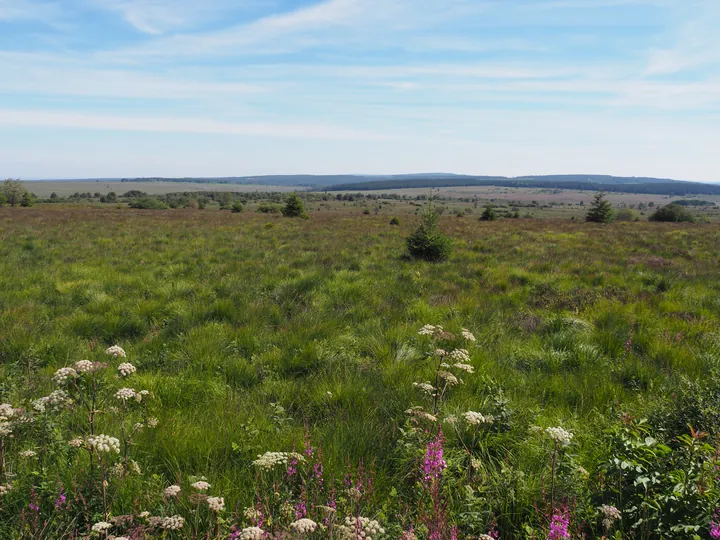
649 204 696 223
406 201 452 262
615 208 640 222
282 193 308 218
480 204 497 221
20 192 35 207
673 199 716 207
129 197 169 210
389 217 400 226
231 201 244 213
2 178 28 207
585 192 614 223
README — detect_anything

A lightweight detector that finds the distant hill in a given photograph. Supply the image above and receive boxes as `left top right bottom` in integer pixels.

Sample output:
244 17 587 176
322 175 720 196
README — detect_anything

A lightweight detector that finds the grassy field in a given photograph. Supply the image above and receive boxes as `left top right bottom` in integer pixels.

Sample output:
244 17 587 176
1 205 720 538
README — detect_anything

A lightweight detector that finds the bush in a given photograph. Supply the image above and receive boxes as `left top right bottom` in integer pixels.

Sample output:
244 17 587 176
282 193 308 218
0 192 7 207
129 197 169 210
649 204 696 223
20 192 34 207
615 208 639 222
231 201 244 213
389 217 400 226
585 192 614 223
480 204 497 221
257 203 283 214
406 201 452 262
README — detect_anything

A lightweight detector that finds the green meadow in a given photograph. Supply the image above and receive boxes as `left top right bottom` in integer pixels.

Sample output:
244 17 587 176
1 205 720 538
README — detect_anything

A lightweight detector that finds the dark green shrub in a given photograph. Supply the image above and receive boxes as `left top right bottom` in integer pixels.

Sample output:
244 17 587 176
257 204 283 214
480 204 497 221
406 202 452 262
282 193 308 218
389 217 400 226
649 204 695 223
20 192 35 207
586 192 614 223
231 201 244 213
615 208 639 222
129 197 169 210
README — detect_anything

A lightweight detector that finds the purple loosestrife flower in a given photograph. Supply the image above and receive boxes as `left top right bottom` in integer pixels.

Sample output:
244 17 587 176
422 436 447 485
548 513 570 539
295 501 307 519
711 519 720 540
54 490 66 510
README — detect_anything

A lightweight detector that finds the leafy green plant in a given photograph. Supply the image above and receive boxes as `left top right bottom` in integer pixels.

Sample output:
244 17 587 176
406 201 452 261
282 193 308 218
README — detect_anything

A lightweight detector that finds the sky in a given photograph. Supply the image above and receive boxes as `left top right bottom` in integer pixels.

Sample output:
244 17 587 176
0 0 718 181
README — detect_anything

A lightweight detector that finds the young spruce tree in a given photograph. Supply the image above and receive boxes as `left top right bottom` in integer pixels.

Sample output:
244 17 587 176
585 192 614 223
282 193 308 219
406 200 452 262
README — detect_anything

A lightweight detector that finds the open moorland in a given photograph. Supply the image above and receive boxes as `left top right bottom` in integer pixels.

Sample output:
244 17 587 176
2 204 720 538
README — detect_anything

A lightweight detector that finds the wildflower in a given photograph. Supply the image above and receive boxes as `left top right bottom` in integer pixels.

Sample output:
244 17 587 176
461 328 476 342
20 450 37 458
69 438 84 448
244 506 262 521
148 417 159 427
138 511 150 519
32 390 72 412
161 515 185 530
52 367 77 385
448 349 471 363
207 496 225 512
444 415 458 425
87 434 120 454
478 536 494 540
453 362 474 373
91 521 113 532
290 518 318 534
105 345 126 357
434 349 447 357
130 460 141 474
712 519 720 540
74 360 96 373
422 436 447 485
0 403 14 419
401 532 418 540
164 484 181 497
252 451 305 471
412 382 436 395
462 411 494 425
110 462 126 478
148 516 164 528
0 421 12 437
54 490 66 509
405 406 437 422
118 362 137 377
115 388 136 402
548 512 570 539
438 370 459 386
239 527 266 540
600 505 622 531
0 484 11 496
545 426 574 446
337 516 385 539
191 480 211 491
418 324 439 336
114 537 130 540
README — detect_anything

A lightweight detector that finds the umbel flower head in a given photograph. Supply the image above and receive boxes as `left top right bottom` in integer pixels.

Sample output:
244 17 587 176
191 480 211 491
546 426 574 446
462 411 494 425
118 363 137 377
88 434 120 454
52 367 77 385
207 496 225 512
161 515 185 530
253 451 306 471
290 518 318 534
91 521 112 532
239 526 266 540
164 485 181 497
115 388 137 402
32 390 72 412
105 345 126 358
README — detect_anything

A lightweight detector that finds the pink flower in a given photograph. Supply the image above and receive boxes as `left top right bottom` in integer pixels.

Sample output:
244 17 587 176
422 436 447 485
548 513 570 539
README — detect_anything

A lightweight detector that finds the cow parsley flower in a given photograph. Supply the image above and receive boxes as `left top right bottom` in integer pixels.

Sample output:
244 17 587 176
253 451 305 471
438 371 459 386
118 363 136 377
600 505 622 530
546 426 574 446
20 450 37 458
239 526 266 540
290 518 318 534
91 521 112 532
191 480 210 491
74 360 95 373
138 511 150 519
115 388 136 402
453 362 474 373
412 382 436 395
207 496 225 512
337 516 385 539
434 348 447 357
461 328 476 342
0 403 14 420
164 485 181 497
0 484 11 496
52 367 77 385
69 438 84 448
88 434 120 454
105 345 126 358
148 417 159 427
462 411 494 425
32 390 72 412
161 515 185 530
418 324 439 336
448 349 471 363
405 406 437 422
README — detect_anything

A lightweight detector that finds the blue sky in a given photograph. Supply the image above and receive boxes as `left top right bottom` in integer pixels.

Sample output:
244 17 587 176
0 0 718 180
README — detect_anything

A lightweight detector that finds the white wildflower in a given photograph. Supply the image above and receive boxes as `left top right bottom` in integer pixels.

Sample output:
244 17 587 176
239 526 266 540
448 349 471 363
20 450 37 458
600 504 621 530
105 345 126 358
74 360 97 373
290 518 318 534
148 417 159 428
434 349 447 357
52 367 77 385
130 460 141 474
163 484 181 499
115 388 136 402
207 496 225 512
134 422 143 432
252 451 305 471
244 506 262 520
453 362 474 373
337 516 385 539
461 328 476 342
478 535 495 540
462 411 494 425
0 484 11 496
444 415 458 425
88 434 120 454
117 363 136 377
161 515 185 530
0 422 11 437
110 462 126 478
412 382 436 395
191 480 210 491
418 324 438 336
69 437 84 448
438 371 459 386
91 521 112 532
546 426 574 446
0 403 14 419
32 390 72 412
405 406 437 422
138 511 150 519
